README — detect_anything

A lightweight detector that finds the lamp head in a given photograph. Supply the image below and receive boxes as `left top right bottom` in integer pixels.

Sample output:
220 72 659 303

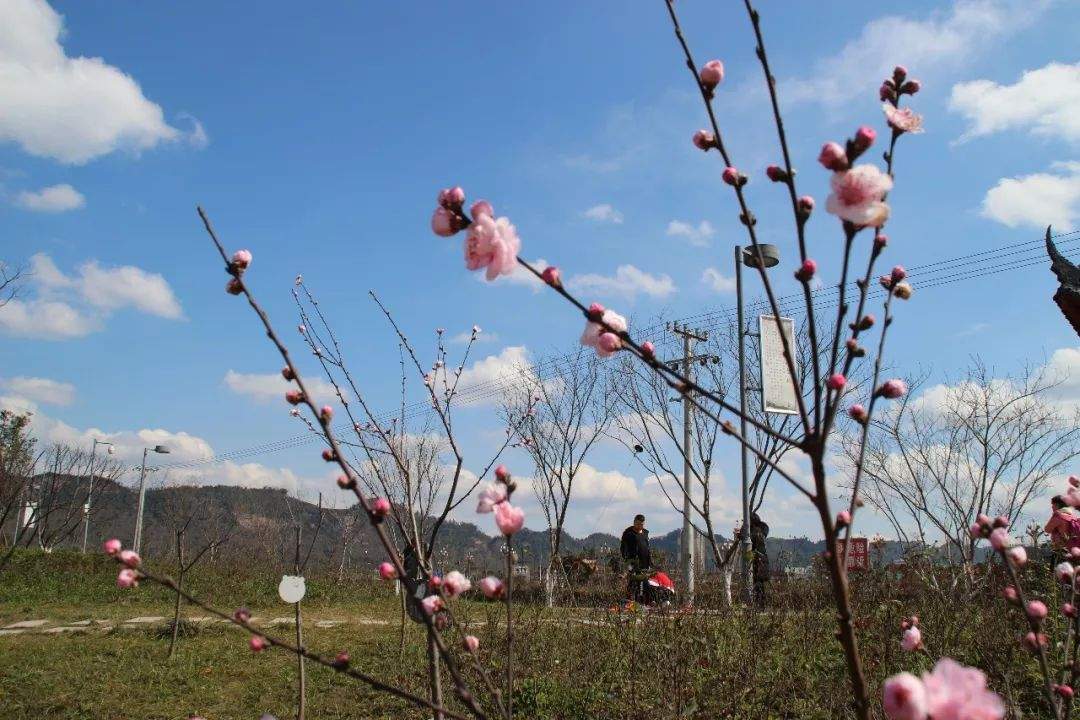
741 244 780 269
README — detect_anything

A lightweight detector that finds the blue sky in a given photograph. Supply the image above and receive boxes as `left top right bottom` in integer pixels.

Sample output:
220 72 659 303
2 0 1079 542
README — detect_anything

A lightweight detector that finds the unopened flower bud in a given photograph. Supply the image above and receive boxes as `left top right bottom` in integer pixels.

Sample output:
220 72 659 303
378 562 397 580
119 550 141 568
692 130 715 151
900 79 921 95
103 538 122 556
722 166 741 186
587 302 605 321
371 497 391 519
463 635 480 653
699 59 724 89
854 126 876 151
286 390 304 405
879 82 896 102
438 186 466 209
334 650 351 668
766 165 787 182
798 195 815 216
117 568 138 588
1064 603 1077 618
891 266 907 283
231 249 252 271
836 510 851 527
234 607 251 623
827 373 847 391
337 474 356 490
1007 545 1027 566
879 379 907 399
470 200 494 219
321 449 335 462
818 142 848 172
1056 684 1075 699
795 258 817 282
495 465 511 484
893 66 908 83
641 341 656 359
1003 586 1019 604
319 406 333 424
281 366 295 381
541 266 561 287
250 635 268 652
874 233 888 250
1027 600 1048 621
992 515 1009 529
598 332 621 354
893 282 913 300
226 278 243 295
847 404 868 423
856 315 875 331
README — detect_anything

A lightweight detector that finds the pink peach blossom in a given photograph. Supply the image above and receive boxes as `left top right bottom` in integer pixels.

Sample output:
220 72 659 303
443 570 471 598
378 562 397 581
883 672 927 720
463 635 480 653
1056 562 1075 582
103 538 122 556
836 510 851 527
901 625 922 652
250 635 268 652
699 60 724 88
232 249 252 270
883 104 924 134
465 210 521 281
598 333 622 355
818 141 848 172
117 568 138 588
826 165 893 227
119 550 141 568
470 200 493 219
1006 546 1027 566
988 528 1010 551
494 502 525 536
420 594 444 616
476 483 508 513
479 576 504 599
827 373 847 391
581 309 628 359
880 379 907 399
921 658 1004 720
1026 600 1048 620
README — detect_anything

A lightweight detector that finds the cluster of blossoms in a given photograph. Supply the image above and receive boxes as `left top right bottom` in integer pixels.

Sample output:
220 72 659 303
103 538 141 588
819 129 892 229
879 265 914 301
881 65 925 136
883 659 1004 720
224 249 252 295
431 187 520 281
579 302 628 359
476 464 525 536
969 514 1028 567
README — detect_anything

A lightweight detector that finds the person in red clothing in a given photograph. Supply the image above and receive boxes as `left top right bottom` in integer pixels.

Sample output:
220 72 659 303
1045 495 1080 551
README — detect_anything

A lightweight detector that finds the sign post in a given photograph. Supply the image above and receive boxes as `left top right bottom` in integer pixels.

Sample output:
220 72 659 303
758 315 799 415
836 537 870 572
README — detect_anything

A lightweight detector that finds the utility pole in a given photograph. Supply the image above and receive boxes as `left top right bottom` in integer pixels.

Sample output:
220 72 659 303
82 439 112 553
670 322 709 605
133 444 169 554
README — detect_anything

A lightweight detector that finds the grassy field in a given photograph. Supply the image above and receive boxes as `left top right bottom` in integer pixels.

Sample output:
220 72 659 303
0 550 1065 719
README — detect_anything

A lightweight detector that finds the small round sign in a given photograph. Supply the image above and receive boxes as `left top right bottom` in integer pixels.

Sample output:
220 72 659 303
278 575 306 604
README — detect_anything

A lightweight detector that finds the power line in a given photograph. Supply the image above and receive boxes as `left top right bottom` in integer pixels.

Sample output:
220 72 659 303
158 229 1075 471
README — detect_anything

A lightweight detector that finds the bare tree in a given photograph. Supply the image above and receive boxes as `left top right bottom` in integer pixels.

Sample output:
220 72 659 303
501 347 616 606
843 358 1080 566
0 260 24 309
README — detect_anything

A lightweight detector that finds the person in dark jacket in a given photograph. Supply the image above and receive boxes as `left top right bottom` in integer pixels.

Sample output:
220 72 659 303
750 513 770 608
620 514 651 602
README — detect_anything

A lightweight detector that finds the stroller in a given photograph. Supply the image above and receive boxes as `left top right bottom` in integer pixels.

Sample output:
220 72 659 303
628 569 676 608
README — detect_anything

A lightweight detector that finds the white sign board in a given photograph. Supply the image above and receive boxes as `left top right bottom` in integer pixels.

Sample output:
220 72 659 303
759 315 799 415
278 575 306 604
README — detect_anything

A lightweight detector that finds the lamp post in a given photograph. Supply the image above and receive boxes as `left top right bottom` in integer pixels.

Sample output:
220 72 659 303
735 243 780 603
81 439 113 553
132 444 169 554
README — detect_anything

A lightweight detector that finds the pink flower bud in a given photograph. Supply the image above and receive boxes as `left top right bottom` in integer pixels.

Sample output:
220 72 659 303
795 259 817 282
1027 600 1048 620
836 510 851 527
900 79 921 95
281 366 295 381
541 266 561 287
587 302 605 321
893 66 908 83
119 550 141 568
286 390 304 405
818 142 848 172
431 207 459 237
378 562 397 580
103 538 122 556
1057 684 1075 699
337 474 356 490
827 373 847 391
874 233 888 250
879 82 896 102
117 568 138 588
641 341 656 358
854 126 876 150
891 266 907 283
900 625 922 652
1057 562 1075 582
479 576 504 599
319 406 333 424
231 249 252 270
463 635 480 653
766 165 787 182
856 314 875 331
495 502 525 536
968 524 983 539
234 607 251 623
879 379 907 399
893 282 913 300
495 465 511 483
692 130 714 151
250 635 268 652
1070 475 1079 488
334 650 351 667
371 497 391 519
976 513 991 526
420 595 444 616
1023 631 1048 651
988 527 1010 551
598 332 621 354
1003 586 1019 604
470 200 494 219
848 404 868 423
443 570 471 598
722 167 740 186
1007 546 1027 566
226 278 243 295
1072 547 1080 559
438 186 465 209
321 449 335 462
1066 603 1078 618
699 59 724 89
992 515 1009 529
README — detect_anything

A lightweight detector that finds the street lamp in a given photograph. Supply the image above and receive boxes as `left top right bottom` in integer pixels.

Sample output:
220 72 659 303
81 439 114 553
735 243 780 603
132 444 169 554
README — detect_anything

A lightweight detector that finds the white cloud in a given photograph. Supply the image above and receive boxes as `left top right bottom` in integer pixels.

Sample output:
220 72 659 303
449 346 534 406
1 376 74 405
567 264 676 301
0 0 186 164
177 112 209 150
562 153 622 174
583 204 624 225
1042 347 1080 410
666 220 715 247
573 464 640 501
950 62 1080 144
224 370 339 406
700 267 736 294
981 162 1080 231
0 253 183 339
780 0 1052 106
13 183 84 212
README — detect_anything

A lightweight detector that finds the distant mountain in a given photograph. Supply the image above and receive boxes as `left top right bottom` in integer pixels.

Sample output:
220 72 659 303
6 478 909 574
